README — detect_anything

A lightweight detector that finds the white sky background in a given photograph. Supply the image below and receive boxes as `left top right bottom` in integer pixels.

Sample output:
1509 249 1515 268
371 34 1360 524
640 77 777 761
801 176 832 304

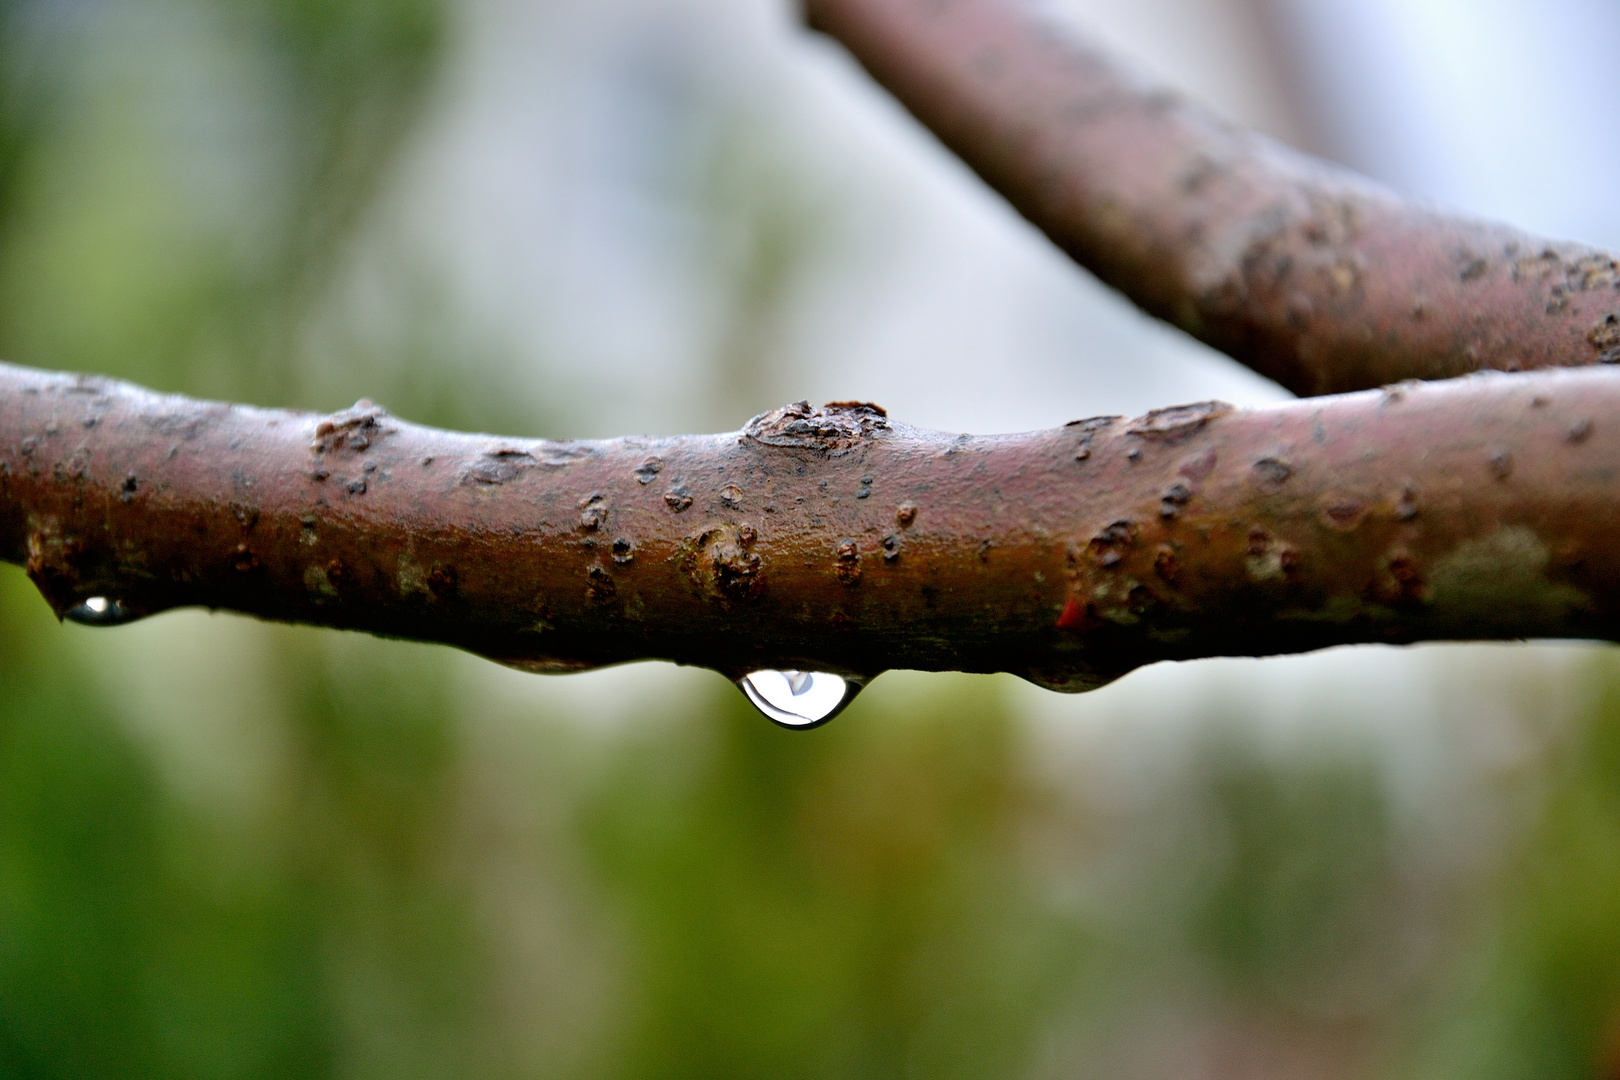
1274 0 1620 251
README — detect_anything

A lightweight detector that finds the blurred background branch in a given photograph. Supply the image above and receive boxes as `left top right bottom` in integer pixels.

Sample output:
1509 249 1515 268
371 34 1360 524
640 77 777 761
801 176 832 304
805 0 1620 395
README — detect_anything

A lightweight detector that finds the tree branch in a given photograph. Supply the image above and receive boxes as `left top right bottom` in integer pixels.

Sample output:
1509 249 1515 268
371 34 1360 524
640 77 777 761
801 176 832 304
3 360 1617 693
803 0 1620 396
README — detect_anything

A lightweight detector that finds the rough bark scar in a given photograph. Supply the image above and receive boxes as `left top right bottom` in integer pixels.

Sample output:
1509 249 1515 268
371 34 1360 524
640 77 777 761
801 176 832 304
312 401 390 455
744 400 890 455
465 449 536 485
1127 401 1232 442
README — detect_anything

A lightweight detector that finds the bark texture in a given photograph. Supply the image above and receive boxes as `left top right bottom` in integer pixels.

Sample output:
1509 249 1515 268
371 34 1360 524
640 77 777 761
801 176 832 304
3 361 1618 690
804 0 1620 396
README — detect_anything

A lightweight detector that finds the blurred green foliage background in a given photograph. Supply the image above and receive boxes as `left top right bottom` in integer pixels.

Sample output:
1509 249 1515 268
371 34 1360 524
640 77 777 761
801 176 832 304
2 0 1620 1077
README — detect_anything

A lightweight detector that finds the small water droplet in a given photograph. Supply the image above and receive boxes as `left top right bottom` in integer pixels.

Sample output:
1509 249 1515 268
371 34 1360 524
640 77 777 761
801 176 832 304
64 596 136 626
738 669 858 730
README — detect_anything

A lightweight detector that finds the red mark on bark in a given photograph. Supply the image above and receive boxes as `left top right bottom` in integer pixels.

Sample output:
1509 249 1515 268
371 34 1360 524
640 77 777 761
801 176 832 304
1056 596 1094 631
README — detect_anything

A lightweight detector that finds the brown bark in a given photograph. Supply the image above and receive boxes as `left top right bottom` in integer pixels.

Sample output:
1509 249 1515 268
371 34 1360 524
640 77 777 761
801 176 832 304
3 360 1617 693
803 0 1620 397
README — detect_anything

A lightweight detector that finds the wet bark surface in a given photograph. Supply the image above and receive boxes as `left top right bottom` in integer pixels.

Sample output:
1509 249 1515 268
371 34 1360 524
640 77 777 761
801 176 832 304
804 0 1620 396
4 361 1618 691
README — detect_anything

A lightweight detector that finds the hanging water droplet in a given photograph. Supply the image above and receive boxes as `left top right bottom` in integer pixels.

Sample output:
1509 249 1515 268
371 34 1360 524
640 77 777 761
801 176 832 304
63 596 137 626
738 669 858 730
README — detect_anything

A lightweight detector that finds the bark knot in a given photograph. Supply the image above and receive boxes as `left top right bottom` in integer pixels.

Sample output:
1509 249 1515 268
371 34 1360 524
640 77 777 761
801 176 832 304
679 524 763 602
1126 400 1232 443
744 400 889 455
464 449 535 485
313 401 390 455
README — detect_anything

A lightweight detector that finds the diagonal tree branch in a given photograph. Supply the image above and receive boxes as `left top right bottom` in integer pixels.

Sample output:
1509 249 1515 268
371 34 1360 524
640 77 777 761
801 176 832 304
3 360 1617 695
803 0 1620 396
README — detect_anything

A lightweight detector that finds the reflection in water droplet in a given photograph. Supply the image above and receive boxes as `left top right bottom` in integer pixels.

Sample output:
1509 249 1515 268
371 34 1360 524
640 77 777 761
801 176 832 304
64 596 136 626
738 669 857 730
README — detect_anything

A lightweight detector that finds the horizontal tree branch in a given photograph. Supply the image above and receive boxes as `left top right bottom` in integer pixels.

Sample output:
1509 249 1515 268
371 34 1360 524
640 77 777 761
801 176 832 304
2 360 1617 692
804 0 1620 396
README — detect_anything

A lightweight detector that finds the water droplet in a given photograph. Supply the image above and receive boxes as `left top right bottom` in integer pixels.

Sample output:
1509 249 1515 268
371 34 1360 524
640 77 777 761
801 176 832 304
738 669 858 730
64 596 136 626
